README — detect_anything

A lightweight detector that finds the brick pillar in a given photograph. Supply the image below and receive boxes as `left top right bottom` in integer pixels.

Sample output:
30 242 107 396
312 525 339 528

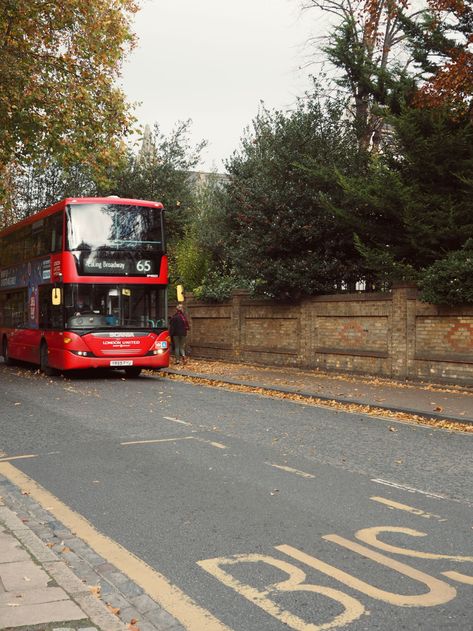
299 298 312 367
391 284 416 378
183 293 194 348
231 290 246 360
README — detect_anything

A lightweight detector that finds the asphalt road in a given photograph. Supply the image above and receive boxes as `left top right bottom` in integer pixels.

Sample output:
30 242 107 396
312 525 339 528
0 362 472 631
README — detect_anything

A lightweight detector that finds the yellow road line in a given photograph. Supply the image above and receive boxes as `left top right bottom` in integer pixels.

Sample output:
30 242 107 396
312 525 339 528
266 463 315 479
370 496 445 520
0 454 38 462
0 462 232 631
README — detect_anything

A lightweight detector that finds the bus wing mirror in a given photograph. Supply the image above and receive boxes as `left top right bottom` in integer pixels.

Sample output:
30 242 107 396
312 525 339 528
177 284 185 302
52 288 62 305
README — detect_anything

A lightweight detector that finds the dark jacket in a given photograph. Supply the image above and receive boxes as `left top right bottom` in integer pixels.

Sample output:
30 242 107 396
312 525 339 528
169 310 189 337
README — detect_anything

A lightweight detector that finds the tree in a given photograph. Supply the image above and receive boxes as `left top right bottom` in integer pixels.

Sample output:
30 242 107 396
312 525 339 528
301 0 419 151
221 85 368 301
408 0 473 114
0 0 138 218
338 106 473 281
301 0 472 148
173 172 242 301
5 159 95 224
100 121 206 246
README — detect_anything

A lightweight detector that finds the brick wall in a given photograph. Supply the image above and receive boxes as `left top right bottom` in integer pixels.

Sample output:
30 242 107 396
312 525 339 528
181 286 473 385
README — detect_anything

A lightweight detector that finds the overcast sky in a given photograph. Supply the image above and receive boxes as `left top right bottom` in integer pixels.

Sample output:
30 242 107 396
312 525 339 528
121 0 323 172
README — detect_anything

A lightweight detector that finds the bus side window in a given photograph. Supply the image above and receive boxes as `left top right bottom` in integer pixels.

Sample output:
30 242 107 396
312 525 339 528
53 213 63 251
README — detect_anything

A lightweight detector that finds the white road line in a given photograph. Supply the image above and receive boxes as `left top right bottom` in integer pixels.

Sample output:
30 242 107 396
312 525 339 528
121 436 226 450
195 438 227 450
163 416 192 426
266 463 315 479
371 478 447 500
121 437 194 446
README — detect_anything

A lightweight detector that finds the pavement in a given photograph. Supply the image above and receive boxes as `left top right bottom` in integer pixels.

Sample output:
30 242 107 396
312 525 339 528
0 502 125 631
2 357 473 631
0 480 185 631
164 358 473 426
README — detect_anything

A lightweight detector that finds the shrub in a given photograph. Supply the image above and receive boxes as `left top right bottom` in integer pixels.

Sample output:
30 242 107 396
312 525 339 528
419 244 473 305
193 271 241 303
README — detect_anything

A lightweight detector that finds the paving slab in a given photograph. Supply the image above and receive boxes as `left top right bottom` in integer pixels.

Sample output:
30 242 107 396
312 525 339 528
0 585 70 606
0 559 50 592
0 534 30 563
0 599 86 627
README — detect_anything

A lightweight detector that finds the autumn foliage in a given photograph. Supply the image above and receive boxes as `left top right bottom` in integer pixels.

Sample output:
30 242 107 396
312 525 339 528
415 0 473 113
0 0 139 211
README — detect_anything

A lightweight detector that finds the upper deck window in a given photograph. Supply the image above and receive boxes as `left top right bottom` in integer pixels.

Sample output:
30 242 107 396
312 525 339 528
66 203 163 252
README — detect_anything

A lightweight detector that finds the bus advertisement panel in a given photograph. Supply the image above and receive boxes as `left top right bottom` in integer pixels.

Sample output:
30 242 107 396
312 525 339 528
0 197 170 377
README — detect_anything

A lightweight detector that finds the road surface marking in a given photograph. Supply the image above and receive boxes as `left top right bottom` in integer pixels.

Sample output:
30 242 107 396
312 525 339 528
371 478 446 500
370 496 445 521
121 436 227 449
0 462 232 631
442 570 473 585
194 438 227 449
198 553 364 631
266 463 315 479
279 540 456 607
355 526 473 562
0 454 38 462
163 416 192 426
121 437 194 446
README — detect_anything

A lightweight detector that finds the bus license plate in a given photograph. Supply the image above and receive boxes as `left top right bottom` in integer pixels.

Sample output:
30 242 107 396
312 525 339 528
110 360 133 366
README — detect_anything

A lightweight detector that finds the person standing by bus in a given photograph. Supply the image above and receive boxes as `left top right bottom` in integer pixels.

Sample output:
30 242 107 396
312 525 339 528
169 304 190 365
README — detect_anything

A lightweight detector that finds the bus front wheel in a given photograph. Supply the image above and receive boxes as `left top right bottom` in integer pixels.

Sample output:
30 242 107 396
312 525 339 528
40 342 58 376
124 367 142 378
2 338 15 366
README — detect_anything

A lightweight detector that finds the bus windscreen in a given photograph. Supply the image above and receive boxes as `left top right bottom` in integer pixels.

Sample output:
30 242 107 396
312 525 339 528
66 203 163 251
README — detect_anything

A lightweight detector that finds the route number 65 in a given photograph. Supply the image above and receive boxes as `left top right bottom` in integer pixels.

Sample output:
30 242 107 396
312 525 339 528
136 260 152 272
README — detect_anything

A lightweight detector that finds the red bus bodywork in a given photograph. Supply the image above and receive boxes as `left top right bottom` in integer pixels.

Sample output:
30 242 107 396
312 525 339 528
0 197 170 375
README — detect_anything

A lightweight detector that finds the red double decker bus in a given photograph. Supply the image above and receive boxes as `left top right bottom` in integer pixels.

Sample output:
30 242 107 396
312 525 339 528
0 197 170 377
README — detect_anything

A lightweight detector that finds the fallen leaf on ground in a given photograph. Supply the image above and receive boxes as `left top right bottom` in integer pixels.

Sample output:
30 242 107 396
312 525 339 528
62 546 71 553
434 406 443 412
89 585 101 597
106 603 120 615
389 427 398 432
163 371 473 433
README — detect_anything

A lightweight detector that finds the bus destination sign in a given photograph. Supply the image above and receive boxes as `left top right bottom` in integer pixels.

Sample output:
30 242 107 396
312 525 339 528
81 256 155 276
